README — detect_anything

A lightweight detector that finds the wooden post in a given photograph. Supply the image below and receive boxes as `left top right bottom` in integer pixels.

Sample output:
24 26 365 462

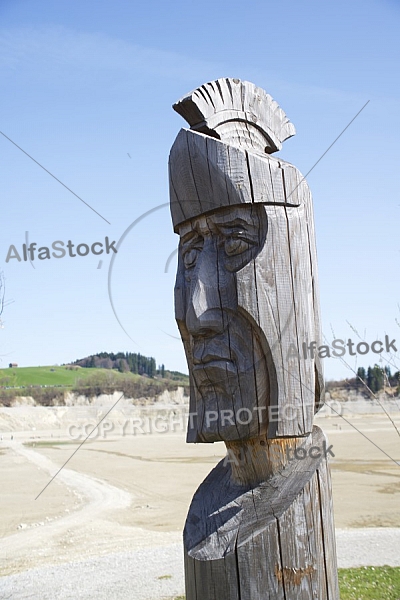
169 78 339 599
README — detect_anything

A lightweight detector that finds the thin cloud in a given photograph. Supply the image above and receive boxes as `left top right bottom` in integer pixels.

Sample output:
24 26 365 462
0 25 369 107
0 25 221 81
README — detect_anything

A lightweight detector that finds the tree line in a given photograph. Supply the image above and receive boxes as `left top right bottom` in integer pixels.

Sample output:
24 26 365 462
72 352 164 378
356 364 399 394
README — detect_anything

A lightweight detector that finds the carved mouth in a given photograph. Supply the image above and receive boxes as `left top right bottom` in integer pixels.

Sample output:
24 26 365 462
192 360 238 391
192 338 233 366
193 354 232 366
193 358 234 370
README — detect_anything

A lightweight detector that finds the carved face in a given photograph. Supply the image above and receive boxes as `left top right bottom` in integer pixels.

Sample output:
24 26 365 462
175 204 271 443
170 128 323 442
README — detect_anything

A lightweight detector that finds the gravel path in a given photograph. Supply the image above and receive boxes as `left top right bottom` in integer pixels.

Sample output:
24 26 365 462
0 545 184 600
336 527 400 568
1 528 400 600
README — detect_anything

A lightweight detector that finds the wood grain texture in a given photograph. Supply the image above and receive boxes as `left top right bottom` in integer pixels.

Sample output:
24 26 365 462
170 78 338 599
173 78 296 153
170 136 324 437
183 428 338 599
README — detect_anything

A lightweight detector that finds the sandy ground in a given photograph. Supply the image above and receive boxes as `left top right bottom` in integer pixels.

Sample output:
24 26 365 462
1 407 400 597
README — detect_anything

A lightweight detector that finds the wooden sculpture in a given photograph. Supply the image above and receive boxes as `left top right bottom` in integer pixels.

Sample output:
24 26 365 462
169 78 339 600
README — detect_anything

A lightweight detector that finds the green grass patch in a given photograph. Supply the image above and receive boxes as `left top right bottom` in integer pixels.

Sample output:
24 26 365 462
0 365 144 388
0 365 189 389
339 565 400 599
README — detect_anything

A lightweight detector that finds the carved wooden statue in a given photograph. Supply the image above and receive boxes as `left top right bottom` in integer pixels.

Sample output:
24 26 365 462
169 78 339 600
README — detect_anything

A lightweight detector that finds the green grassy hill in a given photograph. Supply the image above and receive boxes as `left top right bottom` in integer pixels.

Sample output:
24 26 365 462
0 365 189 406
0 365 133 388
0 366 188 388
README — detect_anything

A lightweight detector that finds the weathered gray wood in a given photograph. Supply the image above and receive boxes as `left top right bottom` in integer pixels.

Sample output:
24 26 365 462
170 130 323 438
169 78 338 599
237 520 285 600
317 442 341 599
187 550 240 600
183 429 338 598
173 78 296 153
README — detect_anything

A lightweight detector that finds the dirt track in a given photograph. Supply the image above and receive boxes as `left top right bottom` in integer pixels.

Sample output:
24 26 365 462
1 407 400 581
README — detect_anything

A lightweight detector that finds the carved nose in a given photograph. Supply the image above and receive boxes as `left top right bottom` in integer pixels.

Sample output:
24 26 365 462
186 304 225 337
185 244 236 338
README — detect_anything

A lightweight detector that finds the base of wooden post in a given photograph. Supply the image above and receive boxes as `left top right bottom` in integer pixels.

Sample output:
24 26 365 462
183 426 339 600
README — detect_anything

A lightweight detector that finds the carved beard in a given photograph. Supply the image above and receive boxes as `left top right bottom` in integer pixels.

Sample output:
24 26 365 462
183 310 270 443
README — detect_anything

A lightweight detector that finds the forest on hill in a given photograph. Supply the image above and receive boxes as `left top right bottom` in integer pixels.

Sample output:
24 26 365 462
0 350 189 406
72 351 175 379
326 364 399 395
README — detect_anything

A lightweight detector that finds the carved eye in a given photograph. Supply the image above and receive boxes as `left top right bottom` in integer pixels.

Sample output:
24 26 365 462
224 237 252 256
183 248 200 269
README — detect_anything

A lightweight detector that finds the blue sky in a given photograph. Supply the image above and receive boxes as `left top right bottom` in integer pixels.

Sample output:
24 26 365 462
0 0 399 381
